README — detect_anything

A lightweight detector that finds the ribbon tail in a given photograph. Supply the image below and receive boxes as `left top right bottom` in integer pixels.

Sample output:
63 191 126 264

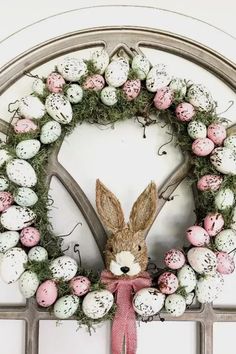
125 310 137 354
111 312 126 354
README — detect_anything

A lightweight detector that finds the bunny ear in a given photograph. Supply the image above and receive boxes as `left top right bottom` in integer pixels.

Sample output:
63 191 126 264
129 182 158 233
96 179 125 234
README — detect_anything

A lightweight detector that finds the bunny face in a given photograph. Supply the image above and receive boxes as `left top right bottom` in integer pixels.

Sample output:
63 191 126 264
96 180 157 278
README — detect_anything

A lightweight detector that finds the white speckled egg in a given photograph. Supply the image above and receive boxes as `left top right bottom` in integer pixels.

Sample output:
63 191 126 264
6 159 37 187
169 78 187 99
0 176 9 191
146 64 171 92
57 57 87 81
19 96 45 119
45 93 72 124
231 206 236 231
82 290 114 319
66 84 83 104
196 273 224 303
224 135 236 154
0 149 11 167
185 292 195 306
165 294 186 317
210 147 236 175
19 270 39 298
111 57 129 72
91 49 110 75
32 78 46 96
187 84 213 111
101 86 118 106
105 60 129 87
49 256 78 281
0 247 27 283
177 265 197 293
187 247 217 274
54 295 79 319
40 121 62 144
14 187 38 207
16 139 41 160
215 188 234 210
215 229 236 252
28 246 48 262
1 206 36 231
133 287 165 316
187 120 207 139
131 55 150 80
0 231 19 253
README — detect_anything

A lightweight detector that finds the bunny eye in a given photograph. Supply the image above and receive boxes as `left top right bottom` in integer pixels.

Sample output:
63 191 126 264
138 245 141 251
108 246 113 253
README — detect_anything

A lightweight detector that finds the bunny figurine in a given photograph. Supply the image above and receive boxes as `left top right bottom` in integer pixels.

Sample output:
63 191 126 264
97 179 158 354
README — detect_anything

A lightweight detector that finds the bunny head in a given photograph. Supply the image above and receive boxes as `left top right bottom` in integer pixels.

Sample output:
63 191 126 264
96 179 158 277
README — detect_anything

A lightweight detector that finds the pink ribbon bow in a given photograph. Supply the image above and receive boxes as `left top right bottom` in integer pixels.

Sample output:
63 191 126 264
101 270 151 354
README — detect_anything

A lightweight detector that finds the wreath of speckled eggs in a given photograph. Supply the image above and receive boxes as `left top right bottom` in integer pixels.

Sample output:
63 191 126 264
0 48 236 323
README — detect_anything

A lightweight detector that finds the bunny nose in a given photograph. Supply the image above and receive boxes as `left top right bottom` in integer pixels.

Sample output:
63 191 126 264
120 266 130 274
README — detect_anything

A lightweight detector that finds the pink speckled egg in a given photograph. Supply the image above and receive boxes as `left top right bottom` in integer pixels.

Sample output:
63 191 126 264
20 227 40 247
0 192 13 212
192 138 214 156
158 271 179 294
69 276 91 296
153 87 173 110
46 72 65 93
123 79 141 101
207 123 226 146
36 280 58 307
216 251 235 274
186 225 210 246
197 174 223 192
164 249 185 270
204 213 224 237
13 119 38 134
83 74 105 91
175 102 195 122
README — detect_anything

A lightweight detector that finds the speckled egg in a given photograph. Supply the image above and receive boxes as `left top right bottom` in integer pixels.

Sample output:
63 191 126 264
0 149 11 167
210 147 236 175
133 288 165 316
91 49 110 75
0 176 9 191
14 187 38 207
164 249 185 270
13 119 38 134
16 139 41 160
192 138 214 156
177 265 197 293
207 123 226 146
6 159 37 187
82 290 114 319
187 247 217 274
215 229 236 252
165 294 186 317
224 135 236 154
0 192 13 212
197 174 223 192
187 120 207 139
83 74 105 91
204 212 224 236
1 206 36 231
215 188 234 210
46 72 65 93
111 57 129 73
123 79 141 101
20 227 40 247
40 121 62 144
66 84 83 104
196 273 224 303
45 93 72 124
185 292 195 306
36 280 58 307
175 102 195 122
49 256 78 281
0 247 27 283
18 96 45 119
19 270 39 298
231 206 236 231
154 87 173 110
146 64 171 92
187 84 213 111
169 78 187 99
57 57 87 81
28 246 48 262
69 276 91 296
131 55 150 80
32 78 46 96
54 295 80 319
186 225 210 246
105 60 129 87
157 271 179 294
100 86 118 106
0 231 19 253
216 251 235 274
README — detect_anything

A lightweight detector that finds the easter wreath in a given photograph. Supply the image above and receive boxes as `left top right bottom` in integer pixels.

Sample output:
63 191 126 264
0 48 236 354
